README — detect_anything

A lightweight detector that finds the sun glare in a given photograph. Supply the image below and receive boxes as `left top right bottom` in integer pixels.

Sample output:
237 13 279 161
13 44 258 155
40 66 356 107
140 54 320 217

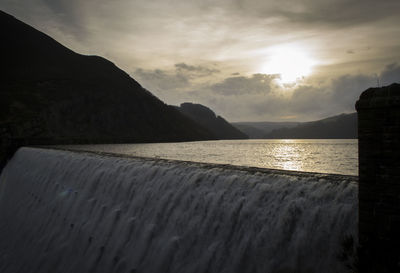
261 46 316 84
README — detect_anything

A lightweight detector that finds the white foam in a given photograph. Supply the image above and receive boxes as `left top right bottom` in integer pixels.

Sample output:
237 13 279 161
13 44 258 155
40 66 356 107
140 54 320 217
0 147 358 273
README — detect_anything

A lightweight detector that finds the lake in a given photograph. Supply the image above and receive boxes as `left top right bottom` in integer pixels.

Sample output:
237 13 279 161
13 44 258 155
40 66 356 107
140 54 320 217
60 139 358 176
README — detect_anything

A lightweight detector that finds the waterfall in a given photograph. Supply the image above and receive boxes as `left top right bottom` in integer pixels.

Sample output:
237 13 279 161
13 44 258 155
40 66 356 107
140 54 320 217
0 147 357 273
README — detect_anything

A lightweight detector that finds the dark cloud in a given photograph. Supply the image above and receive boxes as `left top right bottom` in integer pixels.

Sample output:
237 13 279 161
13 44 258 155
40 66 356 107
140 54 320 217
42 0 80 19
134 63 400 121
329 74 375 110
134 63 221 95
175 63 220 77
134 68 190 92
281 73 377 119
192 64 400 121
1 0 399 121
211 74 278 96
1 0 90 40
134 63 220 91
380 63 400 86
287 65 400 119
289 85 329 115
234 0 400 28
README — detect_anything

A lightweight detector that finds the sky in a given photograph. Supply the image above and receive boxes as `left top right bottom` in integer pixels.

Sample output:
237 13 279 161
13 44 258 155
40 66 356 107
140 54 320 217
1 0 400 122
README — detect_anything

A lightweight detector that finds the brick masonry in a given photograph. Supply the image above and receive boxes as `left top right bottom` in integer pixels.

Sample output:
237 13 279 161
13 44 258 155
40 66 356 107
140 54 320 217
356 83 400 272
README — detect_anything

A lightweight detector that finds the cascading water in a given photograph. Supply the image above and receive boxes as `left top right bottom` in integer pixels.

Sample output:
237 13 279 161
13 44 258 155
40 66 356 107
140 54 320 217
0 147 358 273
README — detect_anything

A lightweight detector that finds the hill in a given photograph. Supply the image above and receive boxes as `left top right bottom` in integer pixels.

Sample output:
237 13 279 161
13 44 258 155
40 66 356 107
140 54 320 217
232 121 299 138
0 10 216 165
265 113 358 139
176 103 248 139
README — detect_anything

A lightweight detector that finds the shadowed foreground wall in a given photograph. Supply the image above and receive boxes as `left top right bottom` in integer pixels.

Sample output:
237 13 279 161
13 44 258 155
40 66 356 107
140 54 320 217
0 148 357 273
356 83 400 272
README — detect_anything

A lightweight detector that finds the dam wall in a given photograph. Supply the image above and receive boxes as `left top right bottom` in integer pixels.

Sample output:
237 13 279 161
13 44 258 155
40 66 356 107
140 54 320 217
0 147 357 273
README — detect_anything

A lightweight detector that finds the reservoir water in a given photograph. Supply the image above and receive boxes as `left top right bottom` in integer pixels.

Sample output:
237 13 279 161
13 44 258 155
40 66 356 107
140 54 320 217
60 139 358 176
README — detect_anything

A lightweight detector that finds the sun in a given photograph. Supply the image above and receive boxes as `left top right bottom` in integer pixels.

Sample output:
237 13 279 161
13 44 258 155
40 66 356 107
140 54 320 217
261 45 316 84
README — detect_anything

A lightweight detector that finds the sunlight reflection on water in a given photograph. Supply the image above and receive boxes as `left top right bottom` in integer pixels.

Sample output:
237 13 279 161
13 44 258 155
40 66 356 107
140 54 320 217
61 139 358 176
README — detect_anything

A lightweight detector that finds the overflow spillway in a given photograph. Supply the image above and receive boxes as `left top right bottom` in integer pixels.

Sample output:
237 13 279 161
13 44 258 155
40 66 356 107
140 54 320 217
0 147 357 273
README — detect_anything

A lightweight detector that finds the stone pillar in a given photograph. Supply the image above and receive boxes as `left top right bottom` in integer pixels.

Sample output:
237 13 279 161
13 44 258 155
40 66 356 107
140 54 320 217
355 83 400 272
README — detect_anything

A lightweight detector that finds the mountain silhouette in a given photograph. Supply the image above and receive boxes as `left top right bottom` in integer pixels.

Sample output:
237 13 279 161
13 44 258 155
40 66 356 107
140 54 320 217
232 121 300 138
176 103 248 139
234 113 357 139
264 113 357 139
0 10 216 165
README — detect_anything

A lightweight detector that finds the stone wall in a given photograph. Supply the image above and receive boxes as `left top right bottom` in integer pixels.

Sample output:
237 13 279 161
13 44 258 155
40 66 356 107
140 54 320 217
356 83 400 272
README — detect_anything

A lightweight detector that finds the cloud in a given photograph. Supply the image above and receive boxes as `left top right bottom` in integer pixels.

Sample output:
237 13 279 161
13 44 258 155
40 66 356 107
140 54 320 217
41 0 82 23
133 63 222 104
211 74 279 96
134 68 190 92
175 63 220 77
191 64 400 121
1 0 399 121
133 63 400 121
134 63 220 91
1 0 399 76
328 74 376 110
380 63 400 85
233 0 400 28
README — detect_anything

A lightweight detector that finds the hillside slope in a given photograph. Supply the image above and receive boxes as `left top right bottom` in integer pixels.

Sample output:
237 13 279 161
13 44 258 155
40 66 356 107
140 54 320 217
0 11 215 146
176 103 248 139
232 121 299 138
265 113 358 139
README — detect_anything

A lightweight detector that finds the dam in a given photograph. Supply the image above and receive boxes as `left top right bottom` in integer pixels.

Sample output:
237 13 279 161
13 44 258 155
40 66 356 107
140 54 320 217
0 147 357 273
